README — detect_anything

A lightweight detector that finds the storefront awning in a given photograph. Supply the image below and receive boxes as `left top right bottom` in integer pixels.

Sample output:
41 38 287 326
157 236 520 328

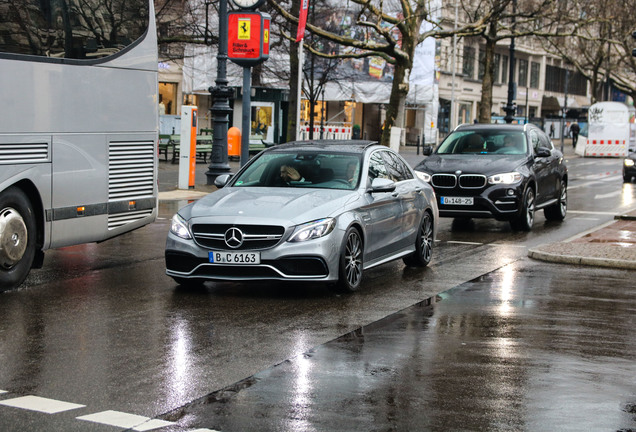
542 96 561 111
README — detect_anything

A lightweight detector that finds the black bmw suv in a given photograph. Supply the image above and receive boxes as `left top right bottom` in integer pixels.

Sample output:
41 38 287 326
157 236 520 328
414 123 568 231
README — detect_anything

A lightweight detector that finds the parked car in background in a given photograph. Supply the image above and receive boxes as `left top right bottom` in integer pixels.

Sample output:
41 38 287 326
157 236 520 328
414 124 568 231
624 150 636 183
166 141 438 292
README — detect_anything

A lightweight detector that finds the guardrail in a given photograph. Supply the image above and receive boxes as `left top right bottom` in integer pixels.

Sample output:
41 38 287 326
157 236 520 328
299 125 352 141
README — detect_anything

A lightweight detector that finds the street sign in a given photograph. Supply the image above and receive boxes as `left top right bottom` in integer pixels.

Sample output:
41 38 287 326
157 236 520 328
228 12 270 67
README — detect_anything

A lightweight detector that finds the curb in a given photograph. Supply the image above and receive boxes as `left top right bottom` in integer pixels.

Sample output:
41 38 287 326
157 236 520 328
158 190 211 201
527 249 636 270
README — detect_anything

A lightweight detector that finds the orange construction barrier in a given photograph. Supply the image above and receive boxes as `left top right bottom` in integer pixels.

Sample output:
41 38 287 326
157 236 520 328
228 127 241 159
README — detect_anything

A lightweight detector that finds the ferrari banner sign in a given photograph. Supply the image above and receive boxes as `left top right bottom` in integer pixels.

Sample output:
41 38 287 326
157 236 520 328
228 12 270 66
296 0 309 42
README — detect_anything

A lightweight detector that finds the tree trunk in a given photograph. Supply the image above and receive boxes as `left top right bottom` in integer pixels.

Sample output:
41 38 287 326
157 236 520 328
479 32 496 123
380 61 410 147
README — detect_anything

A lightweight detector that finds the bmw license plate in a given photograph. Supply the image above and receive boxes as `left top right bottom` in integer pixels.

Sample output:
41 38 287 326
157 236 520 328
441 196 474 205
209 251 260 264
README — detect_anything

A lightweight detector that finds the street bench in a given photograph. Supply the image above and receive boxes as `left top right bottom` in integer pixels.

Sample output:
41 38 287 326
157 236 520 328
171 135 214 164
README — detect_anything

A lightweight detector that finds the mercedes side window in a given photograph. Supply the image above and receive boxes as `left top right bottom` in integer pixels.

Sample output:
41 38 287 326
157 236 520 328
368 151 389 181
381 151 411 182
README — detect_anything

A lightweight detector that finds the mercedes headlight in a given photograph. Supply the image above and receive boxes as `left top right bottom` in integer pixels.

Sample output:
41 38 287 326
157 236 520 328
625 159 635 167
488 172 522 184
288 218 336 242
170 214 192 239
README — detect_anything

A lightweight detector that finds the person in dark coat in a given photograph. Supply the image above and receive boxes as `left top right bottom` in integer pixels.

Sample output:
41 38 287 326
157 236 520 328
570 122 580 148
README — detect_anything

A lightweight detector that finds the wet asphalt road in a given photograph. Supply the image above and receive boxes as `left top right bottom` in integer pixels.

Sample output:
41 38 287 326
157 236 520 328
158 262 636 432
0 152 635 431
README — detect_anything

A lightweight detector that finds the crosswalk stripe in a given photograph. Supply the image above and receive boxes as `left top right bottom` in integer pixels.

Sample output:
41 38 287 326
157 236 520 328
77 410 175 431
0 396 85 414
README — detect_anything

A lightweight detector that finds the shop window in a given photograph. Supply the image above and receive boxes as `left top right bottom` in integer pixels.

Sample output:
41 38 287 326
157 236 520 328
159 82 178 115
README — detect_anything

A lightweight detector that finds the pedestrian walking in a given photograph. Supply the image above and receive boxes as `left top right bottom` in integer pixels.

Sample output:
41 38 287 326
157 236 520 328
570 122 580 148
549 122 555 138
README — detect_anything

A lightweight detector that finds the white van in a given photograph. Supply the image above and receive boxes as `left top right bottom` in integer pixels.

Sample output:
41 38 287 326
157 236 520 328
580 102 630 157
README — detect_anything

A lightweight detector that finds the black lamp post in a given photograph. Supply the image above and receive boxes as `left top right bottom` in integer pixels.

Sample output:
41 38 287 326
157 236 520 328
503 0 517 124
205 0 232 184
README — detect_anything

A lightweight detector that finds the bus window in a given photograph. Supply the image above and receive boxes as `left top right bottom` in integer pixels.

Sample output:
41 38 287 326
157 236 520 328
0 0 149 60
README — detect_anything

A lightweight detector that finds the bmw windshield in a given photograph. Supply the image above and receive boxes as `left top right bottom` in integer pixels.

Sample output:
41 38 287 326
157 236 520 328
437 131 528 156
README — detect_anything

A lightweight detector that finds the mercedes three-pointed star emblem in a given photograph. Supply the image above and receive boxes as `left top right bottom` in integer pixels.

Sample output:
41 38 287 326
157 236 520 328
224 227 244 249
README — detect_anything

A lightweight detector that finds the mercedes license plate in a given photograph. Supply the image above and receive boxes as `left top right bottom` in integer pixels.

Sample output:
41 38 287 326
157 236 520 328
209 251 261 264
441 196 474 205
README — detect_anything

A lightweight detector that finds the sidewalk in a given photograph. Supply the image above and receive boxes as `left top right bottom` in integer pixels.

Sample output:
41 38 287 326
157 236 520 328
157 140 636 270
528 211 636 270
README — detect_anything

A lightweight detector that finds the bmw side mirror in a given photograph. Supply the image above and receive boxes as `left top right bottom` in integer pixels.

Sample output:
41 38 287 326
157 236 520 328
422 146 433 156
214 173 234 188
535 147 551 158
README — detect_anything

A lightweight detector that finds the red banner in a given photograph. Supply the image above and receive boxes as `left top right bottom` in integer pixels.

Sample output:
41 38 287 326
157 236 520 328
295 0 309 42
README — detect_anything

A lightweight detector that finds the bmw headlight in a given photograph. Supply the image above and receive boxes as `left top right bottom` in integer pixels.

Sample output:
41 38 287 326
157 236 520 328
625 159 635 167
170 214 192 239
415 170 432 182
289 218 336 242
488 172 522 184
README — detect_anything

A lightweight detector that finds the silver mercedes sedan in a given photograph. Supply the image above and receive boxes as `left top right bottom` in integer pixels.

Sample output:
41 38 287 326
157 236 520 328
165 141 438 292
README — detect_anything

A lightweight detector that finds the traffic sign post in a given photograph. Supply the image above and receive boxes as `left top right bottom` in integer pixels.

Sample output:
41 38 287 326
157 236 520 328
228 11 270 166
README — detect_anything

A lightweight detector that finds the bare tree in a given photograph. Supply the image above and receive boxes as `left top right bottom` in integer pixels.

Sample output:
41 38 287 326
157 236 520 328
539 0 636 104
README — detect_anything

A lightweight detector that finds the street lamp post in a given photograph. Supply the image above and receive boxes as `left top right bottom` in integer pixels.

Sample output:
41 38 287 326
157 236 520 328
205 0 232 185
504 0 517 124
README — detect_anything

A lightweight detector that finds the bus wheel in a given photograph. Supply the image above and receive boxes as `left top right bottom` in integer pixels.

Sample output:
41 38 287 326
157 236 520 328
0 187 36 291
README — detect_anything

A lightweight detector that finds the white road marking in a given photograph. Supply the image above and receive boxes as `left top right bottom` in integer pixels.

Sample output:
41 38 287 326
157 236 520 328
0 390 6 394
447 241 482 245
0 396 85 414
77 410 175 431
594 190 622 199
568 210 618 216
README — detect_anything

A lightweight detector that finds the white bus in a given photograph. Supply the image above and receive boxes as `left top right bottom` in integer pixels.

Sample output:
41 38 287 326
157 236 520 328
0 0 159 290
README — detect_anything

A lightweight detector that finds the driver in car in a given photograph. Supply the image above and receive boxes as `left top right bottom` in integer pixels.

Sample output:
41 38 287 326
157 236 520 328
280 165 305 183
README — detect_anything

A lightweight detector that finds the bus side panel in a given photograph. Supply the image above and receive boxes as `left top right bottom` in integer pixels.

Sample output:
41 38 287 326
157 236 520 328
0 135 53 251
49 134 109 248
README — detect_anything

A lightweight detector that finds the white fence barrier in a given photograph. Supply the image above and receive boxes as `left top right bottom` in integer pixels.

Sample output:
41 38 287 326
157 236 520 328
299 125 352 141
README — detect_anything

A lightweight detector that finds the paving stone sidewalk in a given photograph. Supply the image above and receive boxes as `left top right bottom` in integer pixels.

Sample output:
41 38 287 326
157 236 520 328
528 210 636 270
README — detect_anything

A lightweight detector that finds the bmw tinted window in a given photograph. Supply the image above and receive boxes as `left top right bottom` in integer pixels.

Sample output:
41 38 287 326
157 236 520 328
528 130 541 152
537 129 553 150
437 130 527 155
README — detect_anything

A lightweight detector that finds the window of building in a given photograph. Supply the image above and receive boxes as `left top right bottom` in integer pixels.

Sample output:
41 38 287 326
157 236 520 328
494 53 501 84
458 103 472 124
530 62 540 88
462 46 475 79
501 56 508 84
159 82 178 115
518 59 528 87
